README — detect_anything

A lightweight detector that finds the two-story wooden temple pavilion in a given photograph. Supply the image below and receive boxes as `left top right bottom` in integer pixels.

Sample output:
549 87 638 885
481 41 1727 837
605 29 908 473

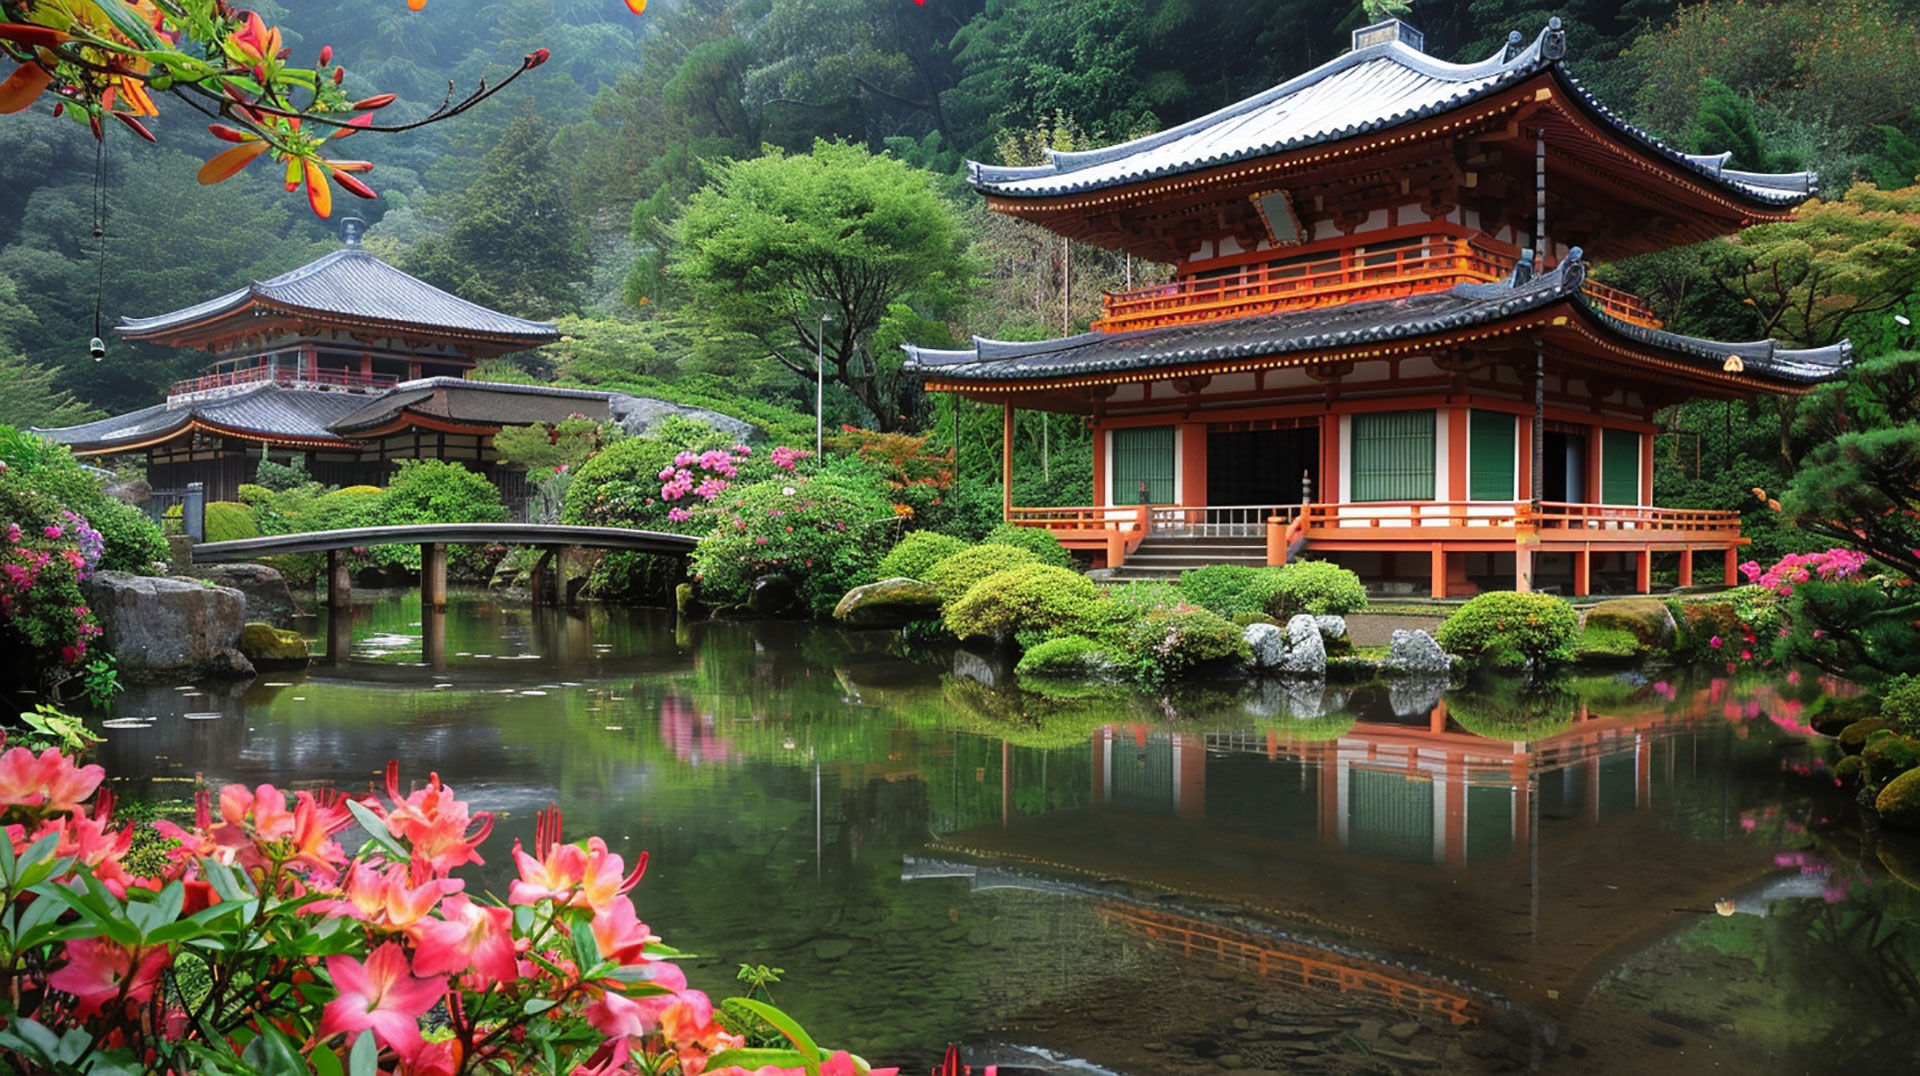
904 19 1851 596
36 220 606 511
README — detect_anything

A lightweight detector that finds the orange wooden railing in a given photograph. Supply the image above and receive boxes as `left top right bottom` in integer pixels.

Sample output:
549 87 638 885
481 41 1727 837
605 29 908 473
1295 500 1741 541
1531 501 1743 539
1095 234 1662 333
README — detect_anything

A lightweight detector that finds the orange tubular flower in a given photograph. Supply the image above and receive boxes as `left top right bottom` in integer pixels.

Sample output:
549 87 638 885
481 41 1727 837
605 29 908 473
197 140 269 184
0 62 52 115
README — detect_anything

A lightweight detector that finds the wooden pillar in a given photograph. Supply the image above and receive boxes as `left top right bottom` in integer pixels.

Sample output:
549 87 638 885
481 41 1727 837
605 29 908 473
422 604 447 671
1517 404 1534 506
1001 401 1014 520
1634 550 1652 594
327 548 351 610
1640 431 1655 506
325 602 352 667
1319 413 1339 505
1724 545 1740 587
1572 549 1591 596
1174 734 1206 825
1441 769 1468 869
1585 424 1604 506
1180 422 1207 512
1677 548 1694 588
1514 543 1533 594
1266 515 1288 567
1636 735 1652 811
1091 423 1107 508
1430 544 1448 599
421 542 447 610
1446 406 1469 501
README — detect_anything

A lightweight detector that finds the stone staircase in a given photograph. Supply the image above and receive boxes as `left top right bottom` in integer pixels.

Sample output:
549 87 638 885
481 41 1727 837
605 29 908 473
1108 536 1270 579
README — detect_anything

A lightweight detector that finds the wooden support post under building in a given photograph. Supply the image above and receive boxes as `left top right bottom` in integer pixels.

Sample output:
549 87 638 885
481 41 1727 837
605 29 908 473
1430 544 1447 599
421 542 447 611
1677 548 1694 588
1514 544 1533 594
1724 545 1740 587
1572 549 1591 597
1001 401 1014 520
327 549 351 610
1634 550 1652 594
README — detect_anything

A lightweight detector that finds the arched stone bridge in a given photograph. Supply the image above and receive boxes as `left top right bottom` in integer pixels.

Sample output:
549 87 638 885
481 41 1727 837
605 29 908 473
192 523 700 609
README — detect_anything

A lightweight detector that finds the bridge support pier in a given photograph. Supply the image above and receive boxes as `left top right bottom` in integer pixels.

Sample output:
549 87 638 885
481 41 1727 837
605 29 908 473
421 543 447 611
530 547 558 605
327 549 351 610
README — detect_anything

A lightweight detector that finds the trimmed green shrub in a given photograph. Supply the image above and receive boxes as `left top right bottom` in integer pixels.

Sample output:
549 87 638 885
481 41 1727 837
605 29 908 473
366 460 508 576
691 474 897 617
875 531 970 582
925 543 1039 606
1435 591 1580 666
1178 565 1286 618
1233 612 1278 628
1575 625 1645 660
1123 605 1250 683
943 564 1102 643
1266 559 1369 618
1876 767 1920 830
1861 730 1920 791
1879 675 1920 736
1015 635 1111 677
1840 718 1893 754
203 501 259 543
983 523 1071 568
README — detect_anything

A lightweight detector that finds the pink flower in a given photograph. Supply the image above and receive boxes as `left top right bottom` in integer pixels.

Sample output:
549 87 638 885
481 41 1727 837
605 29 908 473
316 942 445 1058
48 938 170 1019
1709 635 1723 649
0 746 105 813
42 524 62 539
5 523 19 544
413 894 517 987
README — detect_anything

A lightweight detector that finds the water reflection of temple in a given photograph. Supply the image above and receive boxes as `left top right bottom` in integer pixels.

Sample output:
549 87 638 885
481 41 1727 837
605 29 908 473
934 695 1797 1014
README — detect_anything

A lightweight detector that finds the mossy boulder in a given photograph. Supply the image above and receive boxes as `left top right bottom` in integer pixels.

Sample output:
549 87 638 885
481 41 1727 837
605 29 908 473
1583 598 1677 651
1015 635 1112 677
1874 767 1920 830
1810 695 1880 737
833 577 942 628
1863 731 1920 789
236 622 310 671
1840 718 1893 754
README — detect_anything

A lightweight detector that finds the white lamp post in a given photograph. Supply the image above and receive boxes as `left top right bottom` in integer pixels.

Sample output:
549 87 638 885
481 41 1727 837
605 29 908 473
816 310 834 457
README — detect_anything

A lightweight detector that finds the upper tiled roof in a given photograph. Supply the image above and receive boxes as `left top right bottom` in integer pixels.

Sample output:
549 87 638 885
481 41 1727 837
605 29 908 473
970 23 1816 207
902 255 1851 390
117 249 561 344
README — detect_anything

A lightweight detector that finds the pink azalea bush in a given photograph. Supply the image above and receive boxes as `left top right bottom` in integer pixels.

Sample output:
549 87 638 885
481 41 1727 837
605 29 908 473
1739 548 1871 597
0 740 894 1076
0 480 106 674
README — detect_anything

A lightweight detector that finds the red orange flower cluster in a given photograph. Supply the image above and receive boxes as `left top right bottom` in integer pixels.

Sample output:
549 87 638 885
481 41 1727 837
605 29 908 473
0 737 895 1075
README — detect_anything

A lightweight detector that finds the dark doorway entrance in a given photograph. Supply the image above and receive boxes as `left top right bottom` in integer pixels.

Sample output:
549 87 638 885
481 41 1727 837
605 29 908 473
1207 428 1317 505
1542 431 1587 502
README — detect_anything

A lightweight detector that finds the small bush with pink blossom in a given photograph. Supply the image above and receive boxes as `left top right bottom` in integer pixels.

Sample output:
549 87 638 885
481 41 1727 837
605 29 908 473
0 474 106 687
1734 548 1919 679
0 735 895 1076
691 475 897 617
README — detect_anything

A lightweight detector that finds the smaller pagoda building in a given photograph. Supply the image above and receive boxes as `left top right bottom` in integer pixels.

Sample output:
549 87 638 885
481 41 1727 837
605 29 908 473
36 220 602 514
905 18 1852 596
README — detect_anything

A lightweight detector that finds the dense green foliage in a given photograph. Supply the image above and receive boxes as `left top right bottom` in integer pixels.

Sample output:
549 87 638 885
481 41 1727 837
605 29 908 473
202 502 260 544
1266 560 1371 619
690 474 898 616
874 530 971 582
981 523 1070 568
941 563 1100 643
1435 592 1581 667
1014 634 1110 677
925 543 1039 605
1123 606 1250 684
1176 565 1286 619
0 428 165 574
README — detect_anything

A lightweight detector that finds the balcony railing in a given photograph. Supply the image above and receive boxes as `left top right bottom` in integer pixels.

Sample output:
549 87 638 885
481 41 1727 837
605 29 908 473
168 364 400 401
1095 234 1662 334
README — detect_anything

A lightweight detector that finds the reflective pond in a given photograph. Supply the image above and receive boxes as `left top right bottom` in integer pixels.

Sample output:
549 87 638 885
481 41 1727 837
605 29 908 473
94 592 1920 1075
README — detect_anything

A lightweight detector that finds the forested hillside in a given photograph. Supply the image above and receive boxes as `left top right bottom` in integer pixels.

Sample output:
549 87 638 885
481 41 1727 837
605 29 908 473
4 0 1919 531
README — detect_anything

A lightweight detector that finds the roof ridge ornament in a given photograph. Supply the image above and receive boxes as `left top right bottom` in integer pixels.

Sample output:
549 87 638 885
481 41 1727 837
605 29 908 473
1544 16 1567 61
1351 18 1424 55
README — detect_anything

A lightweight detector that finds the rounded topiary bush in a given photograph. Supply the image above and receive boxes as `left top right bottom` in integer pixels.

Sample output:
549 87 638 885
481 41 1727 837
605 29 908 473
203 501 259 543
1178 565 1285 618
1840 718 1893 754
1880 675 1920 736
691 474 895 617
1876 766 1920 829
942 564 1102 643
1449 684 1578 742
983 523 1071 568
1266 559 1369 619
875 530 971 582
1435 591 1580 666
1015 634 1111 677
1124 605 1250 683
926 543 1039 606
1862 730 1920 790
1233 611 1278 628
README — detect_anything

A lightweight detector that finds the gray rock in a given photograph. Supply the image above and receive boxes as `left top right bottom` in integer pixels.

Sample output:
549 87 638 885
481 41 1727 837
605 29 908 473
196 563 301 628
1388 675 1449 718
102 476 152 507
833 577 941 628
952 648 1012 688
1384 628 1451 675
605 393 759 444
1313 614 1347 644
80 571 254 681
1275 614 1327 678
1247 678 1337 719
236 623 311 671
1244 622 1286 668
746 574 796 616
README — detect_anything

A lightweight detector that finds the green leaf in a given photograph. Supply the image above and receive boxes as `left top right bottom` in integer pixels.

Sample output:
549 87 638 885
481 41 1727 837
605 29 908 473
312 1046 345 1076
522 997 560 1017
706 1048 814 1071
345 799 410 860
570 917 602 975
348 1032 378 1076
730 998 821 1072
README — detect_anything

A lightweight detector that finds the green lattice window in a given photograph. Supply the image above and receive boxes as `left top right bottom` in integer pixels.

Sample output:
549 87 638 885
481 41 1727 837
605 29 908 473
1351 410 1435 502
1600 428 1641 505
1111 425 1175 504
1468 410 1516 501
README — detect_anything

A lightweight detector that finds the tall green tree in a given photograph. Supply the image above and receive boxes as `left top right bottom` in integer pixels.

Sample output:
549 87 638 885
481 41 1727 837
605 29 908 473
670 140 974 432
405 111 588 319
